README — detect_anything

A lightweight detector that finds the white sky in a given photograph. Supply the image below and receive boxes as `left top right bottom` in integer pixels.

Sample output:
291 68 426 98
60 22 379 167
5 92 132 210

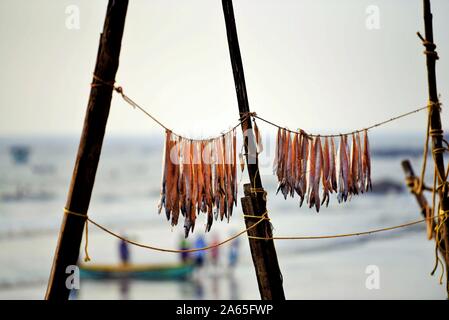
0 0 448 137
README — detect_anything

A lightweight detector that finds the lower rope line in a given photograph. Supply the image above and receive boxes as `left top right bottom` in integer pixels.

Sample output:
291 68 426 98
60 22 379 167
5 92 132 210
64 208 268 257
248 216 441 240
64 207 443 260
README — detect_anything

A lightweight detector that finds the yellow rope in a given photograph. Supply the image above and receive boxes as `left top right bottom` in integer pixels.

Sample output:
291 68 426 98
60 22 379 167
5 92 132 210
432 209 448 284
63 208 90 262
64 208 443 259
252 105 431 139
92 75 438 142
64 208 268 258
243 211 270 220
247 216 439 240
418 103 433 194
91 75 244 142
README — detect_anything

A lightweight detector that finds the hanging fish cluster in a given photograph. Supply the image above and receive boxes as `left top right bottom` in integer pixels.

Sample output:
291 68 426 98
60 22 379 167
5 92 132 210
158 129 238 237
273 128 372 212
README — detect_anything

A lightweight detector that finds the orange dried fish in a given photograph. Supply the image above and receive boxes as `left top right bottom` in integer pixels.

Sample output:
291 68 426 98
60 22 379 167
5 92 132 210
350 133 359 195
157 130 170 217
203 140 214 232
293 132 302 197
356 132 364 193
299 133 309 206
182 139 193 237
253 119 263 154
338 135 349 203
321 137 330 206
273 128 281 175
363 130 372 191
171 137 180 226
330 137 338 193
309 136 322 212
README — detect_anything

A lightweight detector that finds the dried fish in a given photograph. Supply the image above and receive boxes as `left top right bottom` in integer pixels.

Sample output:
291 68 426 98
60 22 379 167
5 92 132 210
350 133 359 195
321 137 330 207
363 130 372 191
338 135 349 203
253 119 263 154
157 130 170 217
299 133 309 206
330 137 338 193
309 136 322 212
272 127 372 210
356 132 364 193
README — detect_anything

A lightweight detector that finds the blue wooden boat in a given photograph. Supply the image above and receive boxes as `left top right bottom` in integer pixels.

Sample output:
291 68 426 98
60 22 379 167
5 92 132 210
80 263 194 281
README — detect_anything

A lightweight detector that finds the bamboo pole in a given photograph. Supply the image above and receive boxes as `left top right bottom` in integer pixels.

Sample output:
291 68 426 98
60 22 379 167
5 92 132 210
401 160 447 256
401 160 431 221
45 0 129 300
420 0 449 296
221 0 285 300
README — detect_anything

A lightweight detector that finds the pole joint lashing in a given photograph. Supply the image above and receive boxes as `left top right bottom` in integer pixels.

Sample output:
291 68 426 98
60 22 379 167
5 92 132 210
417 31 439 60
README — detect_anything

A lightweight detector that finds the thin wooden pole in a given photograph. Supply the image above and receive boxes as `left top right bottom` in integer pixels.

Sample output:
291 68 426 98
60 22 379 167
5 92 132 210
221 0 285 300
421 0 449 296
45 0 129 300
401 160 431 220
401 160 447 256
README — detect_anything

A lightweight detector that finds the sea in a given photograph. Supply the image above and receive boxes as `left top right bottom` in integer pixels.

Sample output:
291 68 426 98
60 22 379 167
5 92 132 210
0 131 447 300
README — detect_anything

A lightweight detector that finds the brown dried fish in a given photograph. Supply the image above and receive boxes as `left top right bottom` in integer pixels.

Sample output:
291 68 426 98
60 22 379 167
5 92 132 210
338 135 349 203
363 130 372 191
299 133 309 206
321 137 330 207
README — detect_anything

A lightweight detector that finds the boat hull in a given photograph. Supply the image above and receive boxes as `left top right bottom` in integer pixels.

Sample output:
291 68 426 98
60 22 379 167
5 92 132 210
79 263 194 281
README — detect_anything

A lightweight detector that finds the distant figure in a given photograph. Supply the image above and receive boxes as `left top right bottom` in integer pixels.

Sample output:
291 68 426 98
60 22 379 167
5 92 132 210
119 238 130 265
194 235 207 268
229 237 240 269
179 237 191 264
209 234 220 267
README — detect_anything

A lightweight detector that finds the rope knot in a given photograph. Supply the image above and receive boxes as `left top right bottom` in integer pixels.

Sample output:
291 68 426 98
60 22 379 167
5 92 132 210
64 208 91 262
115 86 124 94
417 32 439 60
405 176 421 194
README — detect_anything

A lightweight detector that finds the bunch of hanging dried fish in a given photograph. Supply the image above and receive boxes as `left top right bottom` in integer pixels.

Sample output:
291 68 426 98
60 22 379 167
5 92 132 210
273 128 372 212
158 129 238 237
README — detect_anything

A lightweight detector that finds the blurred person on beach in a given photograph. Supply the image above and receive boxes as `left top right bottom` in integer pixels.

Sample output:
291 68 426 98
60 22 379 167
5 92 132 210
209 233 220 267
179 236 191 264
229 236 239 270
119 237 130 266
193 235 206 268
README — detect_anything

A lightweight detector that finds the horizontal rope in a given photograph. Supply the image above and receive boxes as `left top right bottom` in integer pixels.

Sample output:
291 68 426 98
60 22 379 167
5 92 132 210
92 75 439 141
64 208 268 254
65 208 442 258
252 105 432 138
91 75 244 142
248 216 435 240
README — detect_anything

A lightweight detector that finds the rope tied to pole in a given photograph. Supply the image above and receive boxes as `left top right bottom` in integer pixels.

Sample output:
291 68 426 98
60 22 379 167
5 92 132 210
431 209 449 284
63 208 91 262
63 208 270 259
91 75 243 141
91 75 435 142
417 32 439 60
252 106 430 139
61 207 449 261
